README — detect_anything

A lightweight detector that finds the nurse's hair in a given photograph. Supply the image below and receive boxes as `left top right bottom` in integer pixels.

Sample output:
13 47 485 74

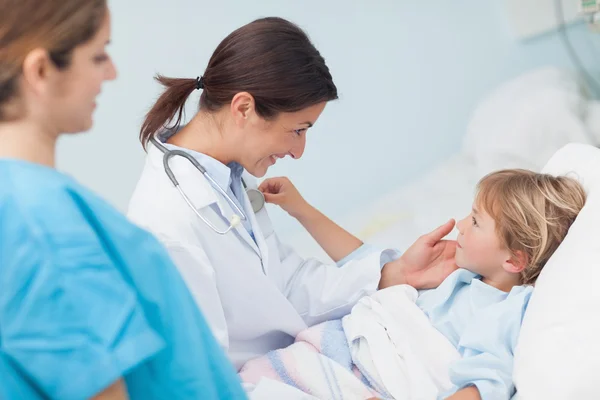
0 0 108 120
139 17 338 150
475 169 586 285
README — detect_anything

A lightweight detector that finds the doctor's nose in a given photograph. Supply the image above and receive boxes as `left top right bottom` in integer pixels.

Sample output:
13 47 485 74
289 135 306 159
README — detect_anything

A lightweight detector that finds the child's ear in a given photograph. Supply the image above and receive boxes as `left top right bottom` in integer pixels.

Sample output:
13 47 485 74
502 250 528 274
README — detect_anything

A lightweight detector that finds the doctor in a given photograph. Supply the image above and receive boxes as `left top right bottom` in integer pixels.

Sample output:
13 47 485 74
128 16 458 372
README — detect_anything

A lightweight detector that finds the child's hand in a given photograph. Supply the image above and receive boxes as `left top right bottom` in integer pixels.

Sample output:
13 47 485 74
258 177 311 219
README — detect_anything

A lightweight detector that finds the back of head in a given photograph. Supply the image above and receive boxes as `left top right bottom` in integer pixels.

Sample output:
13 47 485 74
139 17 339 149
0 0 107 120
476 169 586 285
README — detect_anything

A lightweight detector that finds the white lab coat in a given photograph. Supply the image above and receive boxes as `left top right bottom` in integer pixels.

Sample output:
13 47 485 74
127 145 387 375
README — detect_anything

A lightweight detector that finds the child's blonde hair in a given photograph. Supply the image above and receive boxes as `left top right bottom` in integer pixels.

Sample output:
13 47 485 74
475 169 586 285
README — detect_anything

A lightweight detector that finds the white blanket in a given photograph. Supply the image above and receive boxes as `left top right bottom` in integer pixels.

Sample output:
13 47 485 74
342 285 461 400
241 285 460 400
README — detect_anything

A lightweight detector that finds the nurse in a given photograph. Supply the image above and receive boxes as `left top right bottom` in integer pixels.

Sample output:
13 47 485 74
0 1 246 399
129 17 458 373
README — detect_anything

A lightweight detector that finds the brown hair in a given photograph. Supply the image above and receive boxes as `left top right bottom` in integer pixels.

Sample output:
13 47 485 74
0 0 107 120
476 169 586 285
139 17 338 149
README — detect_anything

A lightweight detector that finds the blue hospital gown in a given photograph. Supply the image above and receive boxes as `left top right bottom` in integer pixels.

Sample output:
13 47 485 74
0 160 247 400
416 269 533 400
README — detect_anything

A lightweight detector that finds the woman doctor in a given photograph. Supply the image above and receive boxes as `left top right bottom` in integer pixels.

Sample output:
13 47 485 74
129 17 458 375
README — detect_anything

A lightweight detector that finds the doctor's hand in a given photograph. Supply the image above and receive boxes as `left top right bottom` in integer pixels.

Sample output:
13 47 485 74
379 219 458 290
258 177 311 219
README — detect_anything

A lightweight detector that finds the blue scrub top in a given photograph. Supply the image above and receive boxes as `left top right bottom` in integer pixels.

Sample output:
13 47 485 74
0 160 247 400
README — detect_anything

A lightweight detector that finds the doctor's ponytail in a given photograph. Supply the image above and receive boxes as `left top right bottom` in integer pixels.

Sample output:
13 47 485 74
139 76 199 148
139 17 338 150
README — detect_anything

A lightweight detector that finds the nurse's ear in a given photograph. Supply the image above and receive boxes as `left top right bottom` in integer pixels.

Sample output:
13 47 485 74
21 48 57 101
230 92 256 127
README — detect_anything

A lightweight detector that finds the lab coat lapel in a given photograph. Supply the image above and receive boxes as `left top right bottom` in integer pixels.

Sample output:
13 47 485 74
213 193 261 257
150 143 263 259
241 189 269 274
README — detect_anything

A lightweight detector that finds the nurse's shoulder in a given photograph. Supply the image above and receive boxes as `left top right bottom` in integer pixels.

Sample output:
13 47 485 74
0 160 78 234
0 160 109 237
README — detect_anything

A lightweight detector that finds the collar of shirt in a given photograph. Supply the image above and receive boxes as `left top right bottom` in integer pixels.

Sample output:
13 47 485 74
159 130 244 190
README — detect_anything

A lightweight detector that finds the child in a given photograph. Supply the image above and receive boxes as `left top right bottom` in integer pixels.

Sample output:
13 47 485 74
254 169 586 400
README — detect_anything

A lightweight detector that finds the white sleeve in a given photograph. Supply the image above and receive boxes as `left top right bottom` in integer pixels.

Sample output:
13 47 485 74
162 240 229 350
275 235 398 326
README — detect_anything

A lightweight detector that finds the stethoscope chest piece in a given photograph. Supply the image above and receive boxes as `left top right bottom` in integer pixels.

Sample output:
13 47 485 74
246 188 266 213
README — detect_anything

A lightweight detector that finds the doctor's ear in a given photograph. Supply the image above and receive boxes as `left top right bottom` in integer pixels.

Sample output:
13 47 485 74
230 92 256 125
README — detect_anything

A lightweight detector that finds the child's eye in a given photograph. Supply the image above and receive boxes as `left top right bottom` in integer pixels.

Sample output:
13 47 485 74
472 216 478 227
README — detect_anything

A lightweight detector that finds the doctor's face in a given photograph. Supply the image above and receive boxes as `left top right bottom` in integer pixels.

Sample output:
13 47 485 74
240 102 327 177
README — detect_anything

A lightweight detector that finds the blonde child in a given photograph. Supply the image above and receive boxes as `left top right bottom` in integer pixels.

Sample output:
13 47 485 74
258 169 586 400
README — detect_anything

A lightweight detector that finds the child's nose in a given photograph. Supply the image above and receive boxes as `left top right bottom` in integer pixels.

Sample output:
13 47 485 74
456 217 467 234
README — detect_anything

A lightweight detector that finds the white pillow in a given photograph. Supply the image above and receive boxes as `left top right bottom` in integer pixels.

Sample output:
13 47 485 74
462 67 594 178
513 143 600 399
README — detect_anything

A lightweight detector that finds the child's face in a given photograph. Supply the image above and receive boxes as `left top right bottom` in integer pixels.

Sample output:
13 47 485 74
456 204 511 277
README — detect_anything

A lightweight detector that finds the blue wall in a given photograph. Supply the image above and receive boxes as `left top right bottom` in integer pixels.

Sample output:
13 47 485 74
58 0 600 239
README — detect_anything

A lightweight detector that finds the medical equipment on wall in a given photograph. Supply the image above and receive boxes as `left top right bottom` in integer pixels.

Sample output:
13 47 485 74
150 136 266 235
580 0 600 29
581 0 600 14
554 0 600 98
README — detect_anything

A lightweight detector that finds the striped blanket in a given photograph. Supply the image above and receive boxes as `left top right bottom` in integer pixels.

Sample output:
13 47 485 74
239 319 384 399
239 285 460 400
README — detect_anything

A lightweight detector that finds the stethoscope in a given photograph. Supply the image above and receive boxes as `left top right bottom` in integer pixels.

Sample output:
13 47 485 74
151 136 266 235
